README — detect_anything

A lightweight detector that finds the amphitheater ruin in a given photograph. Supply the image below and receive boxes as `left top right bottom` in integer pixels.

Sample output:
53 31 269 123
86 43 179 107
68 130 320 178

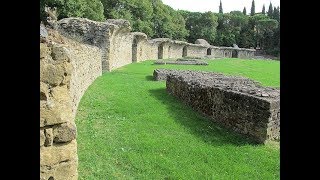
40 18 278 179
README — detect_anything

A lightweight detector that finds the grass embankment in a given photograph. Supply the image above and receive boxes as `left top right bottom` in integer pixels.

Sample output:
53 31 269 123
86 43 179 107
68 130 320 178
76 59 280 179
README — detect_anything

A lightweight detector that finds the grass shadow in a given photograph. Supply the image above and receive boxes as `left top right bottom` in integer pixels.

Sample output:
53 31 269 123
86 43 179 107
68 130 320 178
145 75 154 81
149 88 258 146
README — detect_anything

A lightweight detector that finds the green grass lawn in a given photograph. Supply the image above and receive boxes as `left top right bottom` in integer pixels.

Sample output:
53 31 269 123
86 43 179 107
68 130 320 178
76 58 280 179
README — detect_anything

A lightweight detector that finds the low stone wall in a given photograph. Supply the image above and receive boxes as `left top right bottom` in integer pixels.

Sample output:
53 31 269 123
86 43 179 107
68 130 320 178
168 41 186 59
185 44 209 58
154 59 208 65
238 49 255 59
154 69 280 143
40 29 102 180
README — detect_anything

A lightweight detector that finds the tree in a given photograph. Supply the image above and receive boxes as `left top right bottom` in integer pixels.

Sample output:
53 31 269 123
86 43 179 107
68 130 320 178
267 2 273 18
250 0 255 16
219 0 223 14
40 0 105 23
184 11 218 44
243 7 247 15
83 0 105 21
262 4 265 15
215 12 250 47
151 0 188 40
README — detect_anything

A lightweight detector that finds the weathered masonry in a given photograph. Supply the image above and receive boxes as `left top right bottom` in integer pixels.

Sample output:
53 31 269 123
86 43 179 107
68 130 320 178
40 18 256 180
154 69 280 143
56 18 255 72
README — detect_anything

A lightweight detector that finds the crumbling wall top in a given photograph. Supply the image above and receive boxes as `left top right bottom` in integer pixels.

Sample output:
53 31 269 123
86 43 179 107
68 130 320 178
195 39 210 46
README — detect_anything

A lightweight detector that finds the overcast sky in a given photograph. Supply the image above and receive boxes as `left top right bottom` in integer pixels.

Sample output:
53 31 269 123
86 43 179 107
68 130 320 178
161 0 280 13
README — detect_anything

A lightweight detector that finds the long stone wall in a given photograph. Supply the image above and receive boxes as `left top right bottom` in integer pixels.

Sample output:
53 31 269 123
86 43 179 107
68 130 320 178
55 18 255 72
40 29 102 180
153 69 280 143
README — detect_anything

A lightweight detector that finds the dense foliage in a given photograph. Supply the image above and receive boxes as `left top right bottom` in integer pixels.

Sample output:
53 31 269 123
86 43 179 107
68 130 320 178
40 0 280 56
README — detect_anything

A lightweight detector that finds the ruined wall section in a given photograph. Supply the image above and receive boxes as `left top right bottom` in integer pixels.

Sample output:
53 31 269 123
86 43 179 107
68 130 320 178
153 69 280 143
40 41 78 180
186 44 209 57
238 49 255 59
56 18 133 71
56 17 256 71
168 41 187 59
56 18 115 71
65 38 102 116
107 19 133 70
40 29 102 180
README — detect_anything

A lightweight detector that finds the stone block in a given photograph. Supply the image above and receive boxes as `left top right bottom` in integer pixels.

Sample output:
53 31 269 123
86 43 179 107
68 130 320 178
51 45 70 62
41 64 65 86
53 122 77 143
40 102 72 127
40 140 77 166
40 140 78 180
40 159 78 180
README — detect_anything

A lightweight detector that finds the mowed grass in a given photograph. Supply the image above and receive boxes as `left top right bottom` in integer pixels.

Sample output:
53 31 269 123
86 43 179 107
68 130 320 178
76 58 280 179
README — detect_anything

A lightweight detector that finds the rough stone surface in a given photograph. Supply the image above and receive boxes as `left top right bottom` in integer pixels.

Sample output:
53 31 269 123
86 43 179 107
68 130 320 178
40 43 50 59
56 17 255 72
154 59 208 65
53 122 77 143
40 25 48 38
40 159 78 180
195 39 210 46
45 128 54 147
40 140 77 166
40 140 78 180
155 69 280 143
40 82 49 101
40 130 45 147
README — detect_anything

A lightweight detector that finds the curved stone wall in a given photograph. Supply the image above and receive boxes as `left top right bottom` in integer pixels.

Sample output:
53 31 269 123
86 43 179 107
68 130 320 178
40 29 102 180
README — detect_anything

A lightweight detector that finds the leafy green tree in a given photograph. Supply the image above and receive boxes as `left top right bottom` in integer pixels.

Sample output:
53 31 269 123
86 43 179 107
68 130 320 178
215 12 251 47
184 11 218 44
40 0 105 22
151 0 188 40
250 0 255 16
262 5 266 15
83 0 105 21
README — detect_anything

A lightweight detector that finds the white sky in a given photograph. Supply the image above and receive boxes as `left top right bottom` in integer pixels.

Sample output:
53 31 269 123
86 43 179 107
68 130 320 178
161 0 280 13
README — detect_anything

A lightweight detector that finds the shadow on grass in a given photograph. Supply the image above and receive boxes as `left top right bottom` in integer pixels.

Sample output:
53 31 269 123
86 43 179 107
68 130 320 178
145 75 154 81
149 88 258 146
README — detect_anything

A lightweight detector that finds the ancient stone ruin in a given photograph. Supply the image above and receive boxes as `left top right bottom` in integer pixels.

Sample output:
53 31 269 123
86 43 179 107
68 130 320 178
153 69 280 143
154 59 208 65
40 17 258 179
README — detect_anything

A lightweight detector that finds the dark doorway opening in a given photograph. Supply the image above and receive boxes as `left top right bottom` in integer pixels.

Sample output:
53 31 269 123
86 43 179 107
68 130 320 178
232 50 238 58
158 43 164 59
132 38 138 62
182 46 187 57
207 48 211 55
